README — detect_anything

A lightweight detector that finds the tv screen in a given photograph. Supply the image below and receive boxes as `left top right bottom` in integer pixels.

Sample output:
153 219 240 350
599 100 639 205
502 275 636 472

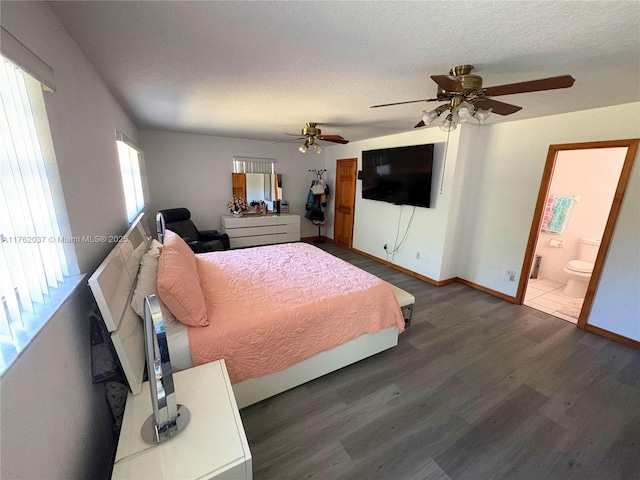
361 143 434 208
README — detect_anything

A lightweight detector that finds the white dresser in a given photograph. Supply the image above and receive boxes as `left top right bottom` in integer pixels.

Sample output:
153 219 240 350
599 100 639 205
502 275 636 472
221 214 300 249
112 360 252 480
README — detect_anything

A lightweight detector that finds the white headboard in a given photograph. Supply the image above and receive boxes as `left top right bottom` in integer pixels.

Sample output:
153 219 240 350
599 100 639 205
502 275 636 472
88 213 150 394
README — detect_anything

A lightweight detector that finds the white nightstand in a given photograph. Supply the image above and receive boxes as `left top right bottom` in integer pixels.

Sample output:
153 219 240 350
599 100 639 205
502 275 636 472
112 360 252 479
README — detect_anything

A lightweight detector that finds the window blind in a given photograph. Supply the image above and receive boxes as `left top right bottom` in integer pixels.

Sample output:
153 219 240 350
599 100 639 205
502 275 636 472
233 156 276 174
0 57 68 371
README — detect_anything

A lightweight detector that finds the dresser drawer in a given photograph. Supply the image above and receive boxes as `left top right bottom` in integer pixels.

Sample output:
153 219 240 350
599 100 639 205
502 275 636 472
221 215 300 248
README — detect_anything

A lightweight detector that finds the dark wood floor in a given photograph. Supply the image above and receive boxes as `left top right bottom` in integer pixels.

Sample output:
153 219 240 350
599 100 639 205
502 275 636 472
240 243 640 480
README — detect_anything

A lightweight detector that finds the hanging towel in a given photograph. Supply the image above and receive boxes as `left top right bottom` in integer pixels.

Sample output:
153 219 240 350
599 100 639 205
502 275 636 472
541 195 555 231
545 196 574 233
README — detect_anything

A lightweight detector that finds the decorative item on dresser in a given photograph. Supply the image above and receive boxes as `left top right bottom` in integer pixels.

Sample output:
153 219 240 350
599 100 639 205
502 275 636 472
227 195 249 217
248 199 268 215
220 214 300 249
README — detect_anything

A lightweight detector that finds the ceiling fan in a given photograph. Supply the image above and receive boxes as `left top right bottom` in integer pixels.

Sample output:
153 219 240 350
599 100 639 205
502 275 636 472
278 122 349 153
371 65 575 131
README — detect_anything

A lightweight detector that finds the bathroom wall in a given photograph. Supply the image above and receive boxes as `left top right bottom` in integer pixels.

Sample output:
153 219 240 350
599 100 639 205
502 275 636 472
534 147 627 284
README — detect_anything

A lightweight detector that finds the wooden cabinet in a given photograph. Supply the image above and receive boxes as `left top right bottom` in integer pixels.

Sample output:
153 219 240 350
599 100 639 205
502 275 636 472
221 214 300 249
112 360 252 480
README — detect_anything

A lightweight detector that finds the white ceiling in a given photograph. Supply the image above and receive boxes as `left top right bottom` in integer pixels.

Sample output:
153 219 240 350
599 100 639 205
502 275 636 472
49 1 640 143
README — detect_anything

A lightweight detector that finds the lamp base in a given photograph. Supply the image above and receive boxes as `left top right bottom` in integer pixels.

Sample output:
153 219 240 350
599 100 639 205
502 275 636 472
141 404 190 444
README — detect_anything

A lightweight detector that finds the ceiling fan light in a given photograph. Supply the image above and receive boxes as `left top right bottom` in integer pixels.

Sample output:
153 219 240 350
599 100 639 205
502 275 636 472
314 144 323 154
452 101 475 124
474 107 492 125
299 143 308 153
422 109 440 126
439 117 457 132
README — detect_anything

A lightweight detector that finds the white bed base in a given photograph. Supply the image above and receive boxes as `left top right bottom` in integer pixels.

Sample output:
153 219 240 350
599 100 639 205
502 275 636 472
233 326 398 408
88 214 404 407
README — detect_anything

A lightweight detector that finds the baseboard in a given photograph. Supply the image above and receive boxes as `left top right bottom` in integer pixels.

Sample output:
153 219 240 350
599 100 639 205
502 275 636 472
351 248 451 287
350 248 519 303
453 277 518 303
301 235 334 243
583 324 640 350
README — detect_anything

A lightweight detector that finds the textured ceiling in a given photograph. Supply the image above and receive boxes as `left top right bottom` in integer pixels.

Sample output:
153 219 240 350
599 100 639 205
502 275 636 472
49 1 640 143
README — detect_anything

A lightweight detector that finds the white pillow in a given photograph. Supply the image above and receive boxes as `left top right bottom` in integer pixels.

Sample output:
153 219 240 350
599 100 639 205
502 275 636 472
125 238 150 279
131 239 176 324
145 238 162 259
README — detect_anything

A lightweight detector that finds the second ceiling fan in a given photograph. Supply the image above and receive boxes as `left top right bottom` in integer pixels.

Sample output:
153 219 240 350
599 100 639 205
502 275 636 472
371 65 575 131
278 122 349 153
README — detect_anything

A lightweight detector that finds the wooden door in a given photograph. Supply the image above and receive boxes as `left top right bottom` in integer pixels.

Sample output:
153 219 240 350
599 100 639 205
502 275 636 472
231 173 246 199
334 158 357 247
518 139 639 337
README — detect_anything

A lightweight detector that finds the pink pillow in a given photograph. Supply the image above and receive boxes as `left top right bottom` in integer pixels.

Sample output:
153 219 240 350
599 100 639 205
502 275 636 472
157 230 209 327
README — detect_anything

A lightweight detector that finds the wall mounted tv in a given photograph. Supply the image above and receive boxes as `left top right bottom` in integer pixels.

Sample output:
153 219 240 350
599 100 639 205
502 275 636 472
361 143 434 208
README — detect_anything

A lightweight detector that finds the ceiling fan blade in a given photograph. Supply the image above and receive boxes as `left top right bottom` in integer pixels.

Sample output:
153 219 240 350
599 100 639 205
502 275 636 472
483 75 575 97
370 98 439 108
431 75 464 93
474 99 522 116
272 137 305 145
414 120 425 128
318 135 349 144
283 132 304 137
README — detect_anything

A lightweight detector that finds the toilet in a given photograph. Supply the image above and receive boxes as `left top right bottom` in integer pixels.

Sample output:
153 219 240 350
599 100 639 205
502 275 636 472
563 237 601 298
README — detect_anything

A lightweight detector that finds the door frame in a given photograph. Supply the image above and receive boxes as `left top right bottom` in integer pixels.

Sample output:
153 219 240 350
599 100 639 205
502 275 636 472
517 138 639 330
333 158 358 248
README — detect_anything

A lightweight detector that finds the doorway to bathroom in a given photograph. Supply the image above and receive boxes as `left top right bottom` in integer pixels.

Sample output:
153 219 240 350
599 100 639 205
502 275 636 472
518 139 638 325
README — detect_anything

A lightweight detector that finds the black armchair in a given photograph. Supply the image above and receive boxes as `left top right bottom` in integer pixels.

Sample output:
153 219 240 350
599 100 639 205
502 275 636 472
156 208 230 252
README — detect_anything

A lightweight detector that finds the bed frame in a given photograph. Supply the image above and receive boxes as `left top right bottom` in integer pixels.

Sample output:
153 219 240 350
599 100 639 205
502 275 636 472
88 214 403 408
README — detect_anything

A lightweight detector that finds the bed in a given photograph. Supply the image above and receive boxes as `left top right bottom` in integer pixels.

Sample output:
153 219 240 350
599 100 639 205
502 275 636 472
88 213 408 408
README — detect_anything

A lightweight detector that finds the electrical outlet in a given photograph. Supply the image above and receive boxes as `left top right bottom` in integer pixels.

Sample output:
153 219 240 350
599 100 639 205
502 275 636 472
416 252 421 259
507 270 516 281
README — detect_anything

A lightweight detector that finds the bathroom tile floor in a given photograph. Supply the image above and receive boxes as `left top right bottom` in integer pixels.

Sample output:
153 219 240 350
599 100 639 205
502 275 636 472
524 278 584 324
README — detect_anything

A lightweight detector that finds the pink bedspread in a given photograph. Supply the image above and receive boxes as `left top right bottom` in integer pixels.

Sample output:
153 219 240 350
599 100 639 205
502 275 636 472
189 242 405 384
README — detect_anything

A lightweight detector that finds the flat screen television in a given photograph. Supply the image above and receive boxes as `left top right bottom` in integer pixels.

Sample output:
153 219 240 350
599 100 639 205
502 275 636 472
361 143 434 208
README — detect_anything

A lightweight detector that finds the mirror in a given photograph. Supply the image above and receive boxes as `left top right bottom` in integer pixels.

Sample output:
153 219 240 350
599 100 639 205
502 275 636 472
232 173 282 204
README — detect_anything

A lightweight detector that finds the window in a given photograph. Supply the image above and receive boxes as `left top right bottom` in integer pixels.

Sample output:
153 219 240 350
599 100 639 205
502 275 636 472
233 156 276 174
0 56 72 373
116 134 145 222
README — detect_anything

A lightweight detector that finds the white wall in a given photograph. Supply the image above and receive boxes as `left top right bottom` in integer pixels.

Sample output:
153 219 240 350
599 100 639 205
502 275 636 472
589 154 640 339
1 2 141 478
325 103 639 341
324 127 463 281
535 148 626 284
456 104 639 299
139 130 325 239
